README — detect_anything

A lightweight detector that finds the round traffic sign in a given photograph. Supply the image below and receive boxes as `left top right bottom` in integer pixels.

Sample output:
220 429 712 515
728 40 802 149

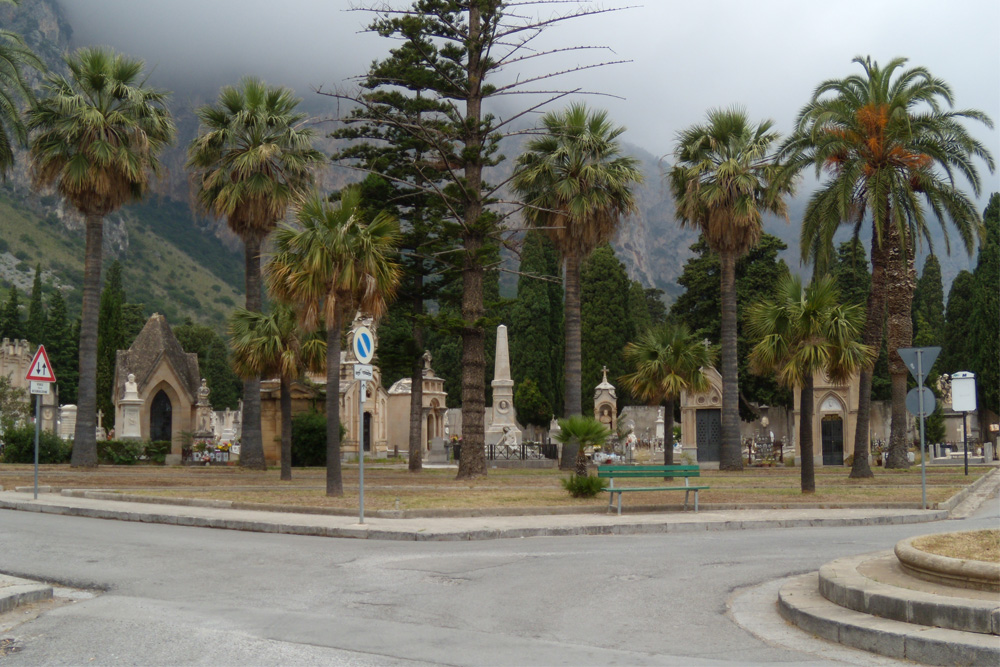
905 386 936 417
352 326 375 363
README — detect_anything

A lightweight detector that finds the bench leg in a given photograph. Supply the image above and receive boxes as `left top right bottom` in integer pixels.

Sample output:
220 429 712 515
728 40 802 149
683 489 689 511
608 491 613 513
694 490 698 513
618 492 622 516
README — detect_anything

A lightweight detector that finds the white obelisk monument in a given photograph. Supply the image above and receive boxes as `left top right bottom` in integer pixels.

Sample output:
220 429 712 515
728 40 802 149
485 324 521 446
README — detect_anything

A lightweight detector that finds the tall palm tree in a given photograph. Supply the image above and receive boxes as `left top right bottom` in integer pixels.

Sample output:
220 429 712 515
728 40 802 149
748 275 874 493
230 304 324 481
783 56 994 473
27 47 174 467
512 103 643 435
669 107 793 471
0 0 43 176
188 77 324 470
621 324 717 468
266 187 400 497
553 414 612 477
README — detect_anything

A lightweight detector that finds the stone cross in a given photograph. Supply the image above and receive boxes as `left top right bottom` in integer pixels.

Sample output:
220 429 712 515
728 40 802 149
601 365 609 383
96 409 103 430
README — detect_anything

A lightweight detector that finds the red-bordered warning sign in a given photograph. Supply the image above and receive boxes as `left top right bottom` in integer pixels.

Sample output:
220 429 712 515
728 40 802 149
25 344 56 382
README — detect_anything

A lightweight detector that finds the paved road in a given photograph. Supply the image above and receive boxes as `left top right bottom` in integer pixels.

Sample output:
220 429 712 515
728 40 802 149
0 498 996 665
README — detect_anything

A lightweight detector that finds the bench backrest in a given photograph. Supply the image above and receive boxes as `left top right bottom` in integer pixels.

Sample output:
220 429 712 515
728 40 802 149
597 465 700 478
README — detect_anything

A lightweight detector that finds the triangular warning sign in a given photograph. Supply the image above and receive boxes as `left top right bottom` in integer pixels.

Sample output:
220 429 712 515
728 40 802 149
25 345 56 382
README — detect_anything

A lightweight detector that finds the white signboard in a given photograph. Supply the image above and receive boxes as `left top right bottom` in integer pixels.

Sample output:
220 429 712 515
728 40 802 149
29 381 50 395
951 372 977 412
354 364 374 381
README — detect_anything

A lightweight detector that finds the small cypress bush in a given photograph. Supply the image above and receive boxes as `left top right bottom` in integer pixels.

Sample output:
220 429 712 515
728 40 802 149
561 474 608 498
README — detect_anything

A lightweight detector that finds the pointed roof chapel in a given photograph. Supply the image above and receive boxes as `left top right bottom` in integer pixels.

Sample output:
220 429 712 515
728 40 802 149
114 313 200 404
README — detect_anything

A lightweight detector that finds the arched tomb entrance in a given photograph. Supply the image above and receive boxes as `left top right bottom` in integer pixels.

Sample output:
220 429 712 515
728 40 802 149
680 367 723 464
150 390 172 442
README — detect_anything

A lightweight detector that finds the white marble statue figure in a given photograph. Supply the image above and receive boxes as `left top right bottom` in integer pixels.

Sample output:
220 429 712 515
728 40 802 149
124 373 139 400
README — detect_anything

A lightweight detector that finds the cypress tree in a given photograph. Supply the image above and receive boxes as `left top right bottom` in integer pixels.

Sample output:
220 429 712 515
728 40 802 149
627 280 652 341
832 239 871 309
26 264 46 344
580 245 630 415
912 254 945 347
942 271 975 374
96 261 126 429
968 193 1000 413
0 286 24 340
45 291 78 404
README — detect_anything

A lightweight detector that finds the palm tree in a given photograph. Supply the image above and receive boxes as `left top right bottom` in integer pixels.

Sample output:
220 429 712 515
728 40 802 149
553 414 612 477
187 77 324 471
0 0 43 176
621 324 717 468
669 107 793 471
512 103 643 435
783 56 994 473
230 304 323 481
27 47 174 467
747 275 873 493
266 187 400 497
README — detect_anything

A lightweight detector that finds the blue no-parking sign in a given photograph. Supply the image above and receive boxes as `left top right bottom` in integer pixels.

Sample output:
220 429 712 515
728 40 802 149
353 326 375 363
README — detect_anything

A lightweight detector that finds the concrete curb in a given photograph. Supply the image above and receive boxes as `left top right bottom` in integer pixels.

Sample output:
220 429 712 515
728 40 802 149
0 494 949 541
818 551 999 635
778 573 1000 666
0 575 53 614
896 534 1000 592
940 467 1000 513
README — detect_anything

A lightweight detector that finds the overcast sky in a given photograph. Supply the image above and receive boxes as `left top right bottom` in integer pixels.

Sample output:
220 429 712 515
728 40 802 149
59 0 999 197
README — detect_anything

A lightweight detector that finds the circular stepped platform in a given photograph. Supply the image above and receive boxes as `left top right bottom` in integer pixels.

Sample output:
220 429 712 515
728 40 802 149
779 548 1000 666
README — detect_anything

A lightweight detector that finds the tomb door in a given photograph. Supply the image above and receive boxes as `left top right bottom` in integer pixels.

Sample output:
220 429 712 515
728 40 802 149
821 415 844 465
363 412 372 452
150 390 172 442
696 409 721 462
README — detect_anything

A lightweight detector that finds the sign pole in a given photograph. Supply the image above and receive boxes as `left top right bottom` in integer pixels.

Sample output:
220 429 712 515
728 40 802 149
916 351 927 510
359 379 365 525
963 411 969 476
33 393 40 500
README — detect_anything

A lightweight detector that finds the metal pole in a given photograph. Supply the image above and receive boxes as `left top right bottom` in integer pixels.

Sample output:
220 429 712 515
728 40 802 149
358 379 365 525
917 351 926 510
963 411 969 476
33 393 40 500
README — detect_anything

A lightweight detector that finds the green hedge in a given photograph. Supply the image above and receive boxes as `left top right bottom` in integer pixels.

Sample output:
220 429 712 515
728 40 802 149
1 426 71 464
291 411 346 467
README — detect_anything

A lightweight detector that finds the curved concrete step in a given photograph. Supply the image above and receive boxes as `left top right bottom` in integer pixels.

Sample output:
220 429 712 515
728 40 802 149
819 551 999 635
0 575 52 614
779 573 1000 666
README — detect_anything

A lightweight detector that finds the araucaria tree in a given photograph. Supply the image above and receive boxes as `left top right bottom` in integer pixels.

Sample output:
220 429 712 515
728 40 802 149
187 77 324 470
783 56 994 473
748 275 873 493
331 1 629 480
669 107 792 471
513 103 642 420
267 188 400 497
621 324 716 468
27 47 175 467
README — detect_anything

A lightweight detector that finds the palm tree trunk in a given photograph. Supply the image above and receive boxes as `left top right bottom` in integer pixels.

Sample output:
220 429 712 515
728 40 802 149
239 237 266 470
884 225 916 469
70 213 103 467
408 322 424 472
850 236 888 479
800 374 816 493
575 443 588 477
718 250 743 471
279 377 292 481
326 305 344 496
560 252 582 470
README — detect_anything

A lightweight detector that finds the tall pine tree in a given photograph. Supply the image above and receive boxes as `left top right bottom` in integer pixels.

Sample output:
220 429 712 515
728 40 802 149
941 271 976 374
96 261 127 429
26 264 46 344
968 193 999 414
580 245 630 415
44 291 78 404
912 254 945 347
0 286 23 340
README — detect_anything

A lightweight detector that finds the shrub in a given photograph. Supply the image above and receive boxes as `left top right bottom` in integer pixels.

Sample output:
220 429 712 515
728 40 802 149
1 426 71 464
97 440 143 465
561 474 608 498
784 455 795 467
291 411 347 467
143 441 171 464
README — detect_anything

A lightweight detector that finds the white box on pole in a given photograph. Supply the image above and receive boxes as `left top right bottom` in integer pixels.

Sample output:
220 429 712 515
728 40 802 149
951 372 977 412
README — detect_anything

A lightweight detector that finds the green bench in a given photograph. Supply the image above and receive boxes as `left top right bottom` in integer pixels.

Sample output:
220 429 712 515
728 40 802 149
597 465 709 515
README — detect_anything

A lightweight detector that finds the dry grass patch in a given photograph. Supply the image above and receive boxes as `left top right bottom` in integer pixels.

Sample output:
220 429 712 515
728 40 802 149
912 530 1000 563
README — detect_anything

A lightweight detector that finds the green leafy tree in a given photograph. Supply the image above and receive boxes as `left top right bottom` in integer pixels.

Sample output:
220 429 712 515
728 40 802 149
267 187 401 497
748 275 873 492
0 0 43 176
831 239 871 308
783 56 994 474
121 303 146 344
230 304 324 481
912 254 945 347
669 107 793 471
968 193 999 414
187 76 323 471
509 231 563 422
627 280 652 341
43 291 77 403
580 245 631 417
669 234 792 418
25 264 45 343
514 377 552 430
173 321 242 411
554 414 612 477
27 47 175 467
621 323 716 468
0 375 28 436
941 271 975 375
0 285 23 339
645 288 668 326
513 103 642 420
96 260 126 429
